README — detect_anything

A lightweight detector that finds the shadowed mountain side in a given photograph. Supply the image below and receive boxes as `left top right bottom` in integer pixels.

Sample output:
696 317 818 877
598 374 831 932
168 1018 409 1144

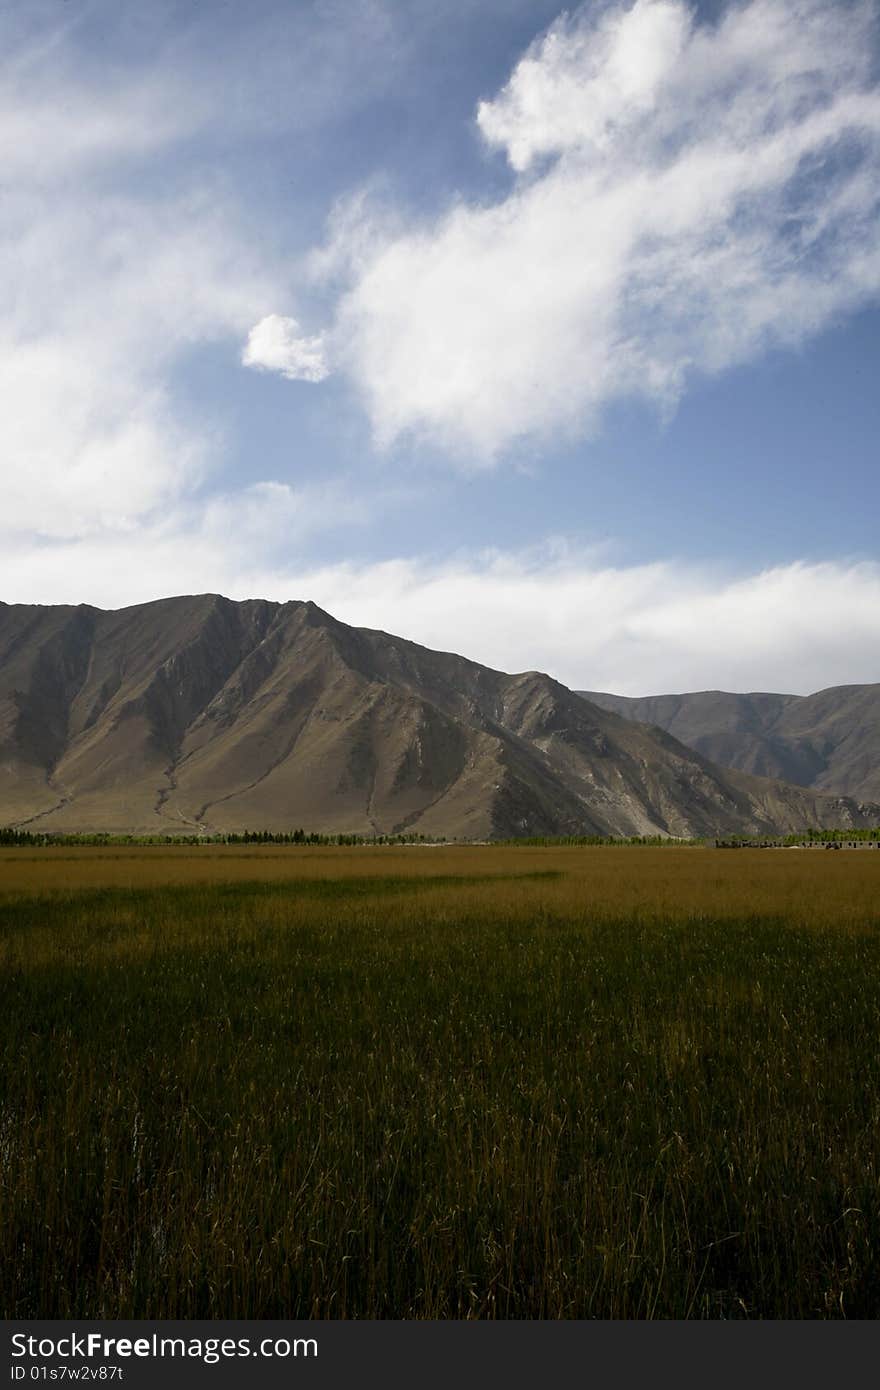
1 595 878 837
581 685 880 802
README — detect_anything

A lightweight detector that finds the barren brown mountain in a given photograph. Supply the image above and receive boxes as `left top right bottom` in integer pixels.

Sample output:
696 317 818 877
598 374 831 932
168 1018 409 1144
2 595 878 838
581 685 880 802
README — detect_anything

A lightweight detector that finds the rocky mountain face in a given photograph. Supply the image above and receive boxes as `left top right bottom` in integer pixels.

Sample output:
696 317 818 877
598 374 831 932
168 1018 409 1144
1 595 878 838
581 685 880 803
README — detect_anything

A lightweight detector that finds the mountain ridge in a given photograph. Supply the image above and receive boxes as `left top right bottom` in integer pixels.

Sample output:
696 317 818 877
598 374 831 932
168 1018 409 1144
580 683 880 802
2 595 878 838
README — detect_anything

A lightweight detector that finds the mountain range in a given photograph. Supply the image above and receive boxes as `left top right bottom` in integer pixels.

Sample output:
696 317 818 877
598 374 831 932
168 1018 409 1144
581 685 880 803
1 595 878 839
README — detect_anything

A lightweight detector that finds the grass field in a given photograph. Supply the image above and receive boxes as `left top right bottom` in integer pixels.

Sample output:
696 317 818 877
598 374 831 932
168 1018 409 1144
2 845 880 1318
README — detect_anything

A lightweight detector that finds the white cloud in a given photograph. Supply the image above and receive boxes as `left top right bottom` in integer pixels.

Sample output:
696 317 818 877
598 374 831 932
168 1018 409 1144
0 20 290 544
292 552 880 696
0 2 421 549
476 0 692 172
321 0 880 457
0 186 282 540
0 339 197 538
0 477 377 611
242 314 329 383
3 531 878 698
0 1 421 550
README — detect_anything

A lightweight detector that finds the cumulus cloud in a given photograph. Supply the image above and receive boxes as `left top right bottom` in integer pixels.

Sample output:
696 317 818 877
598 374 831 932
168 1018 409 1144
476 0 692 172
242 314 329 383
322 0 880 457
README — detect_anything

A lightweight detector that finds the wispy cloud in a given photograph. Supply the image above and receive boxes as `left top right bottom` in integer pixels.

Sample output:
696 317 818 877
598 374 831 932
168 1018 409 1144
318 0 880 458
0 181 282 540
0 478 380 609
0 15 284 542
0 2 401 547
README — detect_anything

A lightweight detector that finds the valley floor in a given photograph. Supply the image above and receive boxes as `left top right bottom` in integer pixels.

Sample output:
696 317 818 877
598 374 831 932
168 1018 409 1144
2 846 879 1317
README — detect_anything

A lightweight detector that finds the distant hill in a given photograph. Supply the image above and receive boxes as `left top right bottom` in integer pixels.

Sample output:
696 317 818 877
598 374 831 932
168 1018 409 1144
580 685 880 802
1 595 878 838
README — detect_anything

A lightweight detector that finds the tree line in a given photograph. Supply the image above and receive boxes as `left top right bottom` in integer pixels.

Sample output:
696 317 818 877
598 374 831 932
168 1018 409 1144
0 828 444 848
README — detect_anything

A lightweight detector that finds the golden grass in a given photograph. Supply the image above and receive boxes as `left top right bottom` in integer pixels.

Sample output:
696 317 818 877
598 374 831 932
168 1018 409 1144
2 845 880 1318
2 843 879 925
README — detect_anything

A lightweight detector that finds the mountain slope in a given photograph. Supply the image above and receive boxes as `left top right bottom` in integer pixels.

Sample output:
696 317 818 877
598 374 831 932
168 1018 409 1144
581 685 880 801
1 595 878 837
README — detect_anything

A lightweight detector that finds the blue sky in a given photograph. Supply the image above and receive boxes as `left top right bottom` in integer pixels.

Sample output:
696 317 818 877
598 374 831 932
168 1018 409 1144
1 0 879 693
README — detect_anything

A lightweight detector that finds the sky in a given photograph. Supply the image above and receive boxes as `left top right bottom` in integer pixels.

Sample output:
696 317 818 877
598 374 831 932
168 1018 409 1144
1 0 879 695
